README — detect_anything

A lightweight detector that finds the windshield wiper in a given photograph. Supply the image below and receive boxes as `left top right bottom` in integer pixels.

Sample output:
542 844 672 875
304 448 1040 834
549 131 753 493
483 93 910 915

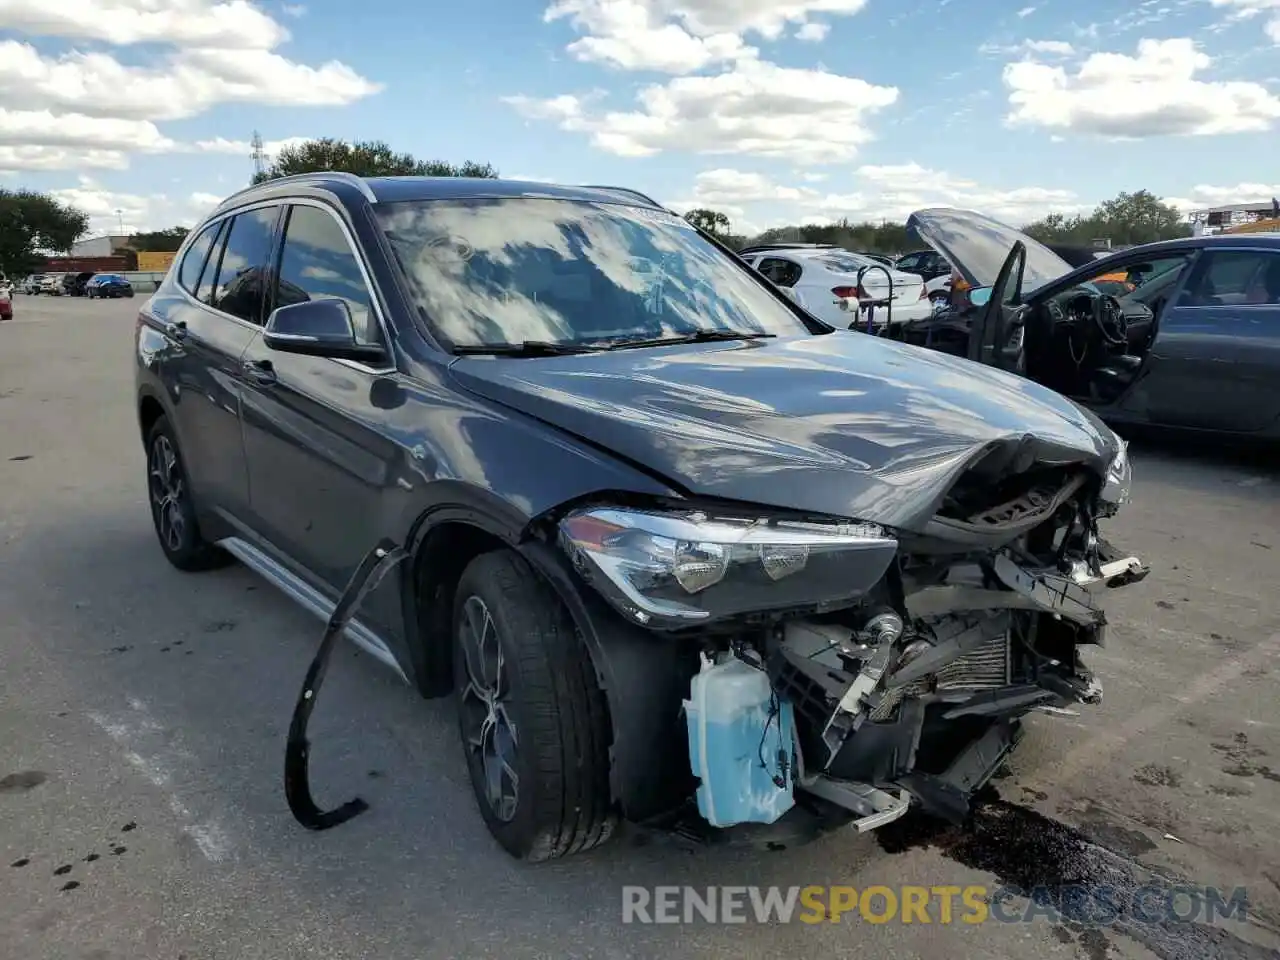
599 330 777 351
452 340 610 357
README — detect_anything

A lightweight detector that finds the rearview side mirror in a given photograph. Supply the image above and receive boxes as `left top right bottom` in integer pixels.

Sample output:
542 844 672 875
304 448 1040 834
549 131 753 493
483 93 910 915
968 287 992 308
263 299 385 363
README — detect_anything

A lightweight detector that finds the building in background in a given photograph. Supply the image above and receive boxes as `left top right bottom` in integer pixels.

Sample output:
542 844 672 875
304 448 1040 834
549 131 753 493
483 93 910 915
69 235 133 258
1187 201 1278 235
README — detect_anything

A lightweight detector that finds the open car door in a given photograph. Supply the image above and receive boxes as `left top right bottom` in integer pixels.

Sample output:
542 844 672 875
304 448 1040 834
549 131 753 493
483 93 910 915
969 240 1027 373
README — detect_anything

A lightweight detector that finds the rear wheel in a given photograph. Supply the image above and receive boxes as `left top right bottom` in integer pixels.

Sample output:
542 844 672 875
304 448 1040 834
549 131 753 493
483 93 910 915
453 550 616 861
145 416 230 572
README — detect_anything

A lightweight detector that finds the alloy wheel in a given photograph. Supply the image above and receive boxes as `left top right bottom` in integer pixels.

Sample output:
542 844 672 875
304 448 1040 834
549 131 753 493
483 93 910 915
148 435 187 553
458 595 519 822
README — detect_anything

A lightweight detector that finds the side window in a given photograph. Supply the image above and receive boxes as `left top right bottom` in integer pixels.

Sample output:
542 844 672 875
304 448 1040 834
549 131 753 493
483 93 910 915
274 205 378 344
177 221 221 295
758 257 801 287
897 254 920 271
1178 251 1280 307
204 206 280 324
195 222 226 305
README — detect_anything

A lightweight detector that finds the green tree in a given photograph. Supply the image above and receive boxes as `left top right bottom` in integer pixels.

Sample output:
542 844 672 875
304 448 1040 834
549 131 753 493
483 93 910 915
0 189 89 276
252 138 498 184
128 226 191 252
1091 189 1188 245
1025 190 1189 247
683 208 732 236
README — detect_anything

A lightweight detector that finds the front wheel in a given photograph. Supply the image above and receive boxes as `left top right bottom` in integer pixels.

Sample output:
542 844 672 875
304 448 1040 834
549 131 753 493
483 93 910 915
453 550 616 861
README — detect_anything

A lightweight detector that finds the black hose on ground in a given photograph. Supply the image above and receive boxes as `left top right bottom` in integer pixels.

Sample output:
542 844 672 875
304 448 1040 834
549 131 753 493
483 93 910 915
284 539 409 830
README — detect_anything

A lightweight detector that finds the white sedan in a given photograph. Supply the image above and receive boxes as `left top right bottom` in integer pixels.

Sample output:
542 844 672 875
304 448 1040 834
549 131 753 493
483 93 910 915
740 247 935 330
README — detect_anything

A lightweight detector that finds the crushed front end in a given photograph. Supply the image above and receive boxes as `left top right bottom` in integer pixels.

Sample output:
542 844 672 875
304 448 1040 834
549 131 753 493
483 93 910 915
553 437 1146 842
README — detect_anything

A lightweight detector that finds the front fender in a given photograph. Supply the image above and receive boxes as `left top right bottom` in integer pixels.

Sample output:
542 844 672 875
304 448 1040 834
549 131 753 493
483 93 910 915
518 540 699 823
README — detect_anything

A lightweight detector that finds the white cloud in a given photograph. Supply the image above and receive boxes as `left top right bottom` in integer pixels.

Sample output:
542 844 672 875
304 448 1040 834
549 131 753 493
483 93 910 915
0 0 379 172
0 109 176 152
687 168 821 203
0 145 131 173
795 21 830 41
506 58 898 163
50 177 226 234
1024 40 1076 55
676 164 1086 226
981 38 1076 57
0 40 380 123
1003 37 1280 137
193 135 312 155
1016 5 1038 15
544 0 864 71
0 0 288 48
545 1 755 72
1209 0 1280 41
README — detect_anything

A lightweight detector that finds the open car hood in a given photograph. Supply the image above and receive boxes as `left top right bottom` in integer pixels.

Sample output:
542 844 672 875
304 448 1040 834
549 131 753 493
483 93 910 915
906 208 1076 295
449 333 1120 533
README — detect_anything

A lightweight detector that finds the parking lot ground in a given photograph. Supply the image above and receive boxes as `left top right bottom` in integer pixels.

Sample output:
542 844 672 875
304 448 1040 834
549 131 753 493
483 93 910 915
2 294 1279 960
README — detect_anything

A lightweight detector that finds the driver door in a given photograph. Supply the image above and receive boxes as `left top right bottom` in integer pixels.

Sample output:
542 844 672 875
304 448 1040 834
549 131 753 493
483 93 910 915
969 241 1027 373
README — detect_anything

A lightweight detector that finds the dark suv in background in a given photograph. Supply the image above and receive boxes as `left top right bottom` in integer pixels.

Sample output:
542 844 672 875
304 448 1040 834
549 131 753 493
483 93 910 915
135 173 1140 861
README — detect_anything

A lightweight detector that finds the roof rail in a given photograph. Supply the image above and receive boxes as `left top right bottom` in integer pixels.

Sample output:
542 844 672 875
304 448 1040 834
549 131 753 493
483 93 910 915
578 184 665 208
220 171 379 206
737 242 840 255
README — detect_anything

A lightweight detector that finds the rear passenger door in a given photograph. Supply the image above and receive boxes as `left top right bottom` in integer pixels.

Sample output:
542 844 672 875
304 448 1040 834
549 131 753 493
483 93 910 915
1145 247 1280 432
156 206 281 520
238 201 401 594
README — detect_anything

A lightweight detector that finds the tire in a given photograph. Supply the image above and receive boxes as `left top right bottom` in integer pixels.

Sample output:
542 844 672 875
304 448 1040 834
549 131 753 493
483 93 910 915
453 550 616 861
144 415 230 572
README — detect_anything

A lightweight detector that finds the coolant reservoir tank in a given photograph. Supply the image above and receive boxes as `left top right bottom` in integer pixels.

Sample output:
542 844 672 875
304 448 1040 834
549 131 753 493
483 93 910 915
684 653 797 828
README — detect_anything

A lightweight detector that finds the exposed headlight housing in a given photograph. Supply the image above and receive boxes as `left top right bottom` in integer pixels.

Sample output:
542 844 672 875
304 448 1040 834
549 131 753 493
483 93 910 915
1100 435 1132 514
558 506 899 629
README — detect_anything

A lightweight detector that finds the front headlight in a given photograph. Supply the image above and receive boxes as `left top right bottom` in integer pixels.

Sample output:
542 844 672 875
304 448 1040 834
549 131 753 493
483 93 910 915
1100 435 1132 512
558 506 899 629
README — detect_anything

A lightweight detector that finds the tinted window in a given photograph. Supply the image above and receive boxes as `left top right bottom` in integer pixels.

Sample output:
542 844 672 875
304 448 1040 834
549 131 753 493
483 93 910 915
377 198 809 348
1178 250 1280 307
275 205 378 344
178 222 220 294
757 257 802 287
205 207 279 324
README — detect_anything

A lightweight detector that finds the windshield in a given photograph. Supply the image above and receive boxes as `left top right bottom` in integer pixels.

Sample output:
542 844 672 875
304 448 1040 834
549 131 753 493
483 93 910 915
377 198 810 349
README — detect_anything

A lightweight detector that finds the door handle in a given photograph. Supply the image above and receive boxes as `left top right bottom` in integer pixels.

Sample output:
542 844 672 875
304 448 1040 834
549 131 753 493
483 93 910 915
242 358 277 385
164 320 187 341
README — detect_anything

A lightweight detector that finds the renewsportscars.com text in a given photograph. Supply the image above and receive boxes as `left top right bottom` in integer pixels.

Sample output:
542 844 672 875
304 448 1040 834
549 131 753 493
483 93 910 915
621 884 1251 926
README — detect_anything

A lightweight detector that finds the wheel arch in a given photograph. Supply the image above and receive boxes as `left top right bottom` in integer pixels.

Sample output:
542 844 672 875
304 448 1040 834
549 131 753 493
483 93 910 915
400 494 696 821
138 389 167 442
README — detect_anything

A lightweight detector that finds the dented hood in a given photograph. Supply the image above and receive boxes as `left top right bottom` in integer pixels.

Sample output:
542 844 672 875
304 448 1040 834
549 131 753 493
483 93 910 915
448 333 1119 532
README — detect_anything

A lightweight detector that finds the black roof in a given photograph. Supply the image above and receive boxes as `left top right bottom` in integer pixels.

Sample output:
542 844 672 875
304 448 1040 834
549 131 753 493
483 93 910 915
213 173 667 215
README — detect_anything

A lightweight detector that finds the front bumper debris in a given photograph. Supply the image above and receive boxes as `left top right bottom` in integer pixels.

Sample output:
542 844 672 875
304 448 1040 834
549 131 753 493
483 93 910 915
757 536 1146 828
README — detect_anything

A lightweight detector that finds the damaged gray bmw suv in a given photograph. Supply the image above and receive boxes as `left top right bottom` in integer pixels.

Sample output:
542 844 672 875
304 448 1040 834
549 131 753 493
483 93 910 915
134 173 1147 860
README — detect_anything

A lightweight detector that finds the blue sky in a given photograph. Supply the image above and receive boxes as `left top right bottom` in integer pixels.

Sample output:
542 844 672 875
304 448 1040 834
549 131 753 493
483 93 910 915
3 0 1278 237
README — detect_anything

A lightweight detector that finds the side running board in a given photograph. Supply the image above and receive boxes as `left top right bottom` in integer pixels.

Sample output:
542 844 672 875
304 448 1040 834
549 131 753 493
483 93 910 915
215 536 410 685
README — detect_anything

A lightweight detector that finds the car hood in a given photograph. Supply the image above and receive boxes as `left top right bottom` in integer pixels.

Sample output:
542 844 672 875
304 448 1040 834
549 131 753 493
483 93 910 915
448 333 1120 532
907 207 1076 295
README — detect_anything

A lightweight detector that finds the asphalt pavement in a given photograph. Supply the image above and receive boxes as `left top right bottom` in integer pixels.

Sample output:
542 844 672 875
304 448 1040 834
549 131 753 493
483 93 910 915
2 294 1279 960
